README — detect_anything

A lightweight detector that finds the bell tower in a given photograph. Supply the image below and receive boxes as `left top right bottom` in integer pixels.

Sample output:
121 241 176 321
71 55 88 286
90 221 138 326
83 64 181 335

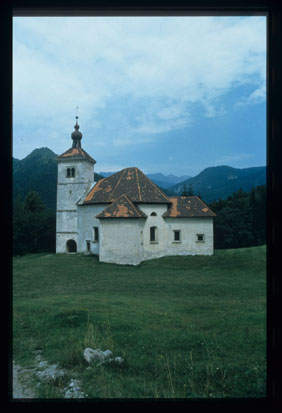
56 117 96 253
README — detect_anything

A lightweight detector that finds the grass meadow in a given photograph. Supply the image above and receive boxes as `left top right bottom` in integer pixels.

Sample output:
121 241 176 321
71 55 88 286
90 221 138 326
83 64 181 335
12 245 266 398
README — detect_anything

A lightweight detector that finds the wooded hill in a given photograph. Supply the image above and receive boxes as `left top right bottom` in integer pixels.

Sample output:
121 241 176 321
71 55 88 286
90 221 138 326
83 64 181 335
170 165 266 203
13 148 266 255
13 147 266 208
13 148 104 210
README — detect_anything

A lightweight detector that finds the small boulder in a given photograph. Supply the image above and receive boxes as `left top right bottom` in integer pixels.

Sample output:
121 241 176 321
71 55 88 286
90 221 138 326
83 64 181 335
83 348 113 364
103 350 113 358
114 357 124 365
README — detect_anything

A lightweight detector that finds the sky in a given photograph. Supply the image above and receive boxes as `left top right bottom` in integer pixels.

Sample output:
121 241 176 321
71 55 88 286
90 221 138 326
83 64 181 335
13 16 266 176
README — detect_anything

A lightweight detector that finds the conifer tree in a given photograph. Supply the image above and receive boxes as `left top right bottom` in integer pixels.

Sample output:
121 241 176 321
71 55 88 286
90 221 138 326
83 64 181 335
13 191 56 255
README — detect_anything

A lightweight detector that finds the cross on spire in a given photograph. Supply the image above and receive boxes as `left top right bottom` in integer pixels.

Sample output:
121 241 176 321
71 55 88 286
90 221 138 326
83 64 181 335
71 107 82 148
75 106 79 127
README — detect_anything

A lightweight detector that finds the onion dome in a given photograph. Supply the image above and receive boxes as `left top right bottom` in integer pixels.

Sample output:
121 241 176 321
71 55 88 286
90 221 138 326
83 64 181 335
71 116 82 148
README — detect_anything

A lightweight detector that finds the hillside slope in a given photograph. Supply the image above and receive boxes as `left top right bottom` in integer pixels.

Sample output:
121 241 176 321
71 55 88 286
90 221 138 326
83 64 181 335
13 148 58 210
98 171 190 188
170 165 266 203
13 148 104 210
13 148 266 209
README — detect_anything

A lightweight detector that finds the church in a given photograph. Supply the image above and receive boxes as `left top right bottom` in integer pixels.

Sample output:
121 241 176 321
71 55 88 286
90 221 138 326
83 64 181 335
56 117 216 265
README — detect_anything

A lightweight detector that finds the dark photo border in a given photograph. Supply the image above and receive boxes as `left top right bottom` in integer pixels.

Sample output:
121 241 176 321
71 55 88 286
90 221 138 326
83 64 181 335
3 1 282 412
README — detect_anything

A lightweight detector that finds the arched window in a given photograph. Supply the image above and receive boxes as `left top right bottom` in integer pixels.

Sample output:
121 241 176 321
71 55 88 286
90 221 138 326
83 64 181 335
66 168 75 178
66 239 77 253
150 212 157 216
150 226 158 243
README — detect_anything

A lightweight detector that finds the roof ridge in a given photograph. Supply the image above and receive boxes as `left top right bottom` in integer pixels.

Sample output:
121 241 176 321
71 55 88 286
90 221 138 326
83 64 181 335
84 177 106 202
135 167 142 201
163 196 216 218
96 191 147 218
195 196 216 216
57 146 96 163
140 169 171 202
111 169 127 200
84 166 172 204
118 193 143 217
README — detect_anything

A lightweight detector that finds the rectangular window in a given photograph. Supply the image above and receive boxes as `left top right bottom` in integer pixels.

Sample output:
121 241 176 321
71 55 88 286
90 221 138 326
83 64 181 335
66 168 71 178
173 230 181 242
86 241 91 252
94 227 99 242
150 226 157 243
196 234 205 242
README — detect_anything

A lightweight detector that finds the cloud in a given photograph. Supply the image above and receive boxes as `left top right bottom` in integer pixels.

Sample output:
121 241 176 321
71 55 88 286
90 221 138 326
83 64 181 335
13 16 266 159
216 153 254 164
132 115 189 136
235 84 266 108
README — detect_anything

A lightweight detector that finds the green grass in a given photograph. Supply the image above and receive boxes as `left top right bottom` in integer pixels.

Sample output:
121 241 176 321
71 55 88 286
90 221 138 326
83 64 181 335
13 246 266 398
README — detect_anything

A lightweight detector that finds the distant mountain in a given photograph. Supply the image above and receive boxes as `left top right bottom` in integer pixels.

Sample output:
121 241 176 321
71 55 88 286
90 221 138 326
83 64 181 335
13 148 103 210
98 171 116 177
13 148 58 210
13 148 266 211
170 165 266 203
98 171 191 188
147 173 191 188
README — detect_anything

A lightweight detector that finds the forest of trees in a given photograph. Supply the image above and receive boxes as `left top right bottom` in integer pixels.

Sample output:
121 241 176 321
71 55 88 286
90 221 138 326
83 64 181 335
13 191 56 255
13 185 266 256
208 185 266 250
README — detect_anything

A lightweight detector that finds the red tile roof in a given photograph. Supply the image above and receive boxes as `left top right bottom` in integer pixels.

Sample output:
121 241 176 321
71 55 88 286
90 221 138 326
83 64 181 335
96 194 147 219
57 147 96 163
83 167 170 204
163 196 216 218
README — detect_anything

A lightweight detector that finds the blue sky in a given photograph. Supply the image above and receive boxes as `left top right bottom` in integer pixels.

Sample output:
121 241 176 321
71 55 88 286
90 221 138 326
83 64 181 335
13 16 266 176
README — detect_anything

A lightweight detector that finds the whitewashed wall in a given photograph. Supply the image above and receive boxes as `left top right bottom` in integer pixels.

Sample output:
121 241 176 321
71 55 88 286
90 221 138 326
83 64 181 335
57 160 94 186
56 232 78 253
139 204 214 261
56 158 94 253
96 203 214 265
99 219 145 265
138 204 168 255
159 217 214 257
77 204 108 254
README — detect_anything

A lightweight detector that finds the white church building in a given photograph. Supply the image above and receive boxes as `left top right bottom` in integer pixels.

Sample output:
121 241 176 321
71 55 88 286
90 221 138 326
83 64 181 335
56 118 216 265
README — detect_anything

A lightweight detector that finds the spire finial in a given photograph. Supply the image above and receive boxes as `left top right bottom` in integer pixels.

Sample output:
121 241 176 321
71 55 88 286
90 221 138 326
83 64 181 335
71 107 82 148
75 106 79 128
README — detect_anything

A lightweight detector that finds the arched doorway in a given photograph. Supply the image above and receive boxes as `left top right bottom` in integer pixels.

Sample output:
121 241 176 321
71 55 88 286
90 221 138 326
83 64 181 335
66 239 77 253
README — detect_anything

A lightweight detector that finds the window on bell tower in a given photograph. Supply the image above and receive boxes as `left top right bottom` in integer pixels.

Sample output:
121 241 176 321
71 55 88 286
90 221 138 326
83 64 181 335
66 168 75 178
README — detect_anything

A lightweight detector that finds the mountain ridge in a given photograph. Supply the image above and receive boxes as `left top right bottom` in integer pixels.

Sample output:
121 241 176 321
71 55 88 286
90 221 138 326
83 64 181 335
98 171 191 188
13 147 266 209
170 165 266 203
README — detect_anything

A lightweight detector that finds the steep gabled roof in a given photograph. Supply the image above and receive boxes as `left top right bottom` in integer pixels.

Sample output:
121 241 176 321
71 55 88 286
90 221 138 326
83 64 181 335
96 194 147 219
57 147 96 164
83 167 170 204
163 196 216 218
